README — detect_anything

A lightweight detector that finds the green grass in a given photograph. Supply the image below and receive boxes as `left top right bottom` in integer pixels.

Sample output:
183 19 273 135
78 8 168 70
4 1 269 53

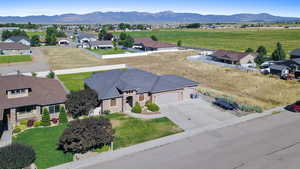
89 48 130 55
104 113 182 149
13 125 73 169
13 114 181 168
120 29 300 55
27 31 46 38
0 55 32 63
57 71 100 92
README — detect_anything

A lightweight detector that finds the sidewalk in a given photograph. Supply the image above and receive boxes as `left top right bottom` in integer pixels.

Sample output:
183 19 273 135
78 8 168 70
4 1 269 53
123 111 166 119
49 107 282 169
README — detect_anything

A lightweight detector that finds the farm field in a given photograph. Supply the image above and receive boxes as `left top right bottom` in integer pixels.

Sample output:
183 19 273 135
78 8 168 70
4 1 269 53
120 28 300 54
43 47 300 110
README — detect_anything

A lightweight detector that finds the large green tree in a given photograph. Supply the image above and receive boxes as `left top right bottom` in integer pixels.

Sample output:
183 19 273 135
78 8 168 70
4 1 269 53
98 29 107 40
271 42 286 61
65 89 98 118
30 35 40 47
256 45 267 57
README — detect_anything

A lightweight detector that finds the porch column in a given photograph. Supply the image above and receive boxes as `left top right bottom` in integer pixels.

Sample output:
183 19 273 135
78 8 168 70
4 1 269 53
10 108 16 128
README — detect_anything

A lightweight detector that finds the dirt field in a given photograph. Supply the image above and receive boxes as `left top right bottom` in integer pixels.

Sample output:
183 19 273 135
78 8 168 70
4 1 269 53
42 47 300 110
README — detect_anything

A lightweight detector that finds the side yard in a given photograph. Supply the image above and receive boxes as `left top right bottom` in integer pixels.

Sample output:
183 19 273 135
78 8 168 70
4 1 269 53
0 55 32 64
13 114 181 169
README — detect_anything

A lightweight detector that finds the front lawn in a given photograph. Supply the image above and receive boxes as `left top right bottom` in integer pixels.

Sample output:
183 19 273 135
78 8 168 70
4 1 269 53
0 55 32 64
13 125 73 169
89 48 130 55
104 113 182 149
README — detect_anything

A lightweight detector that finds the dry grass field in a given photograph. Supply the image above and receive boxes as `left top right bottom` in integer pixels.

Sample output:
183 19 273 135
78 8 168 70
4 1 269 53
42 47 300 110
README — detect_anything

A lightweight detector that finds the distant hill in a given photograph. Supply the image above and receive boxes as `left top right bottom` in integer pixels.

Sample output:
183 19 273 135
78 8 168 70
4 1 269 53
0 11 299 23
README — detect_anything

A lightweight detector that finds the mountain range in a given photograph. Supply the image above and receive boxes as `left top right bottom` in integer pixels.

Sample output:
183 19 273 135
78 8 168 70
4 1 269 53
0 11 299 23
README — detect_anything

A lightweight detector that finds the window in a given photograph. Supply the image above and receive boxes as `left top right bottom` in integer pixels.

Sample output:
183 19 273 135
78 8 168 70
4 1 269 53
17 106 35 114
111 99 117 107
48 105 60 114
139 95 144 101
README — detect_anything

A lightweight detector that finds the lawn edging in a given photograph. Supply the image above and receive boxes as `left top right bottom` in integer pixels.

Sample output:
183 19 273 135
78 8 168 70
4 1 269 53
49 106 283 169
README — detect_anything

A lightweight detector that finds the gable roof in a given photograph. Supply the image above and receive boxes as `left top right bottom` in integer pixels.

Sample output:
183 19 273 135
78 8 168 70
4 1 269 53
77 33 97 40
0 42 30 50
269 64 289 71
134 38 177 49
290 48 300 57
0 75 67 113
84 69 199 100
6 36 30 42
210 50 257 62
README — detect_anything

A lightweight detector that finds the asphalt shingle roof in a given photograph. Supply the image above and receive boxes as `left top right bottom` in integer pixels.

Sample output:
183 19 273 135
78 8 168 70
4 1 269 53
0 42 30 50
84 69 199 100
290 49 300 57
7 36 30 43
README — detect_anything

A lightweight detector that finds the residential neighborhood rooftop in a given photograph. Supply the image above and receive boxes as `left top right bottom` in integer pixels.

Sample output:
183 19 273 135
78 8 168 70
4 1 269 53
210 50 257 62
84 69 199 100
0 75 67 113
134 37 177 49
6 36 30 42
0 42 30 50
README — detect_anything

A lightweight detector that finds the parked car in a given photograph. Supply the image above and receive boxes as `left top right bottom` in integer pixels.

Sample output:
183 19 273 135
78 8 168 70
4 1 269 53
213 98 239 110
288 101 300 112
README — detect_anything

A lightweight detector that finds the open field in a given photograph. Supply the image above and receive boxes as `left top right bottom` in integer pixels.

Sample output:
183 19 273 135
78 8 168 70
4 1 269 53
27 31 46 38
42 47 300 110
13 114 181 168
121 28 300 54
0 55 32 64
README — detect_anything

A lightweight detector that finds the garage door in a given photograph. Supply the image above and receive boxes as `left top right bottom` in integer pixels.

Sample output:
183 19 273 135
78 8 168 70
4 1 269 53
156 92 179 105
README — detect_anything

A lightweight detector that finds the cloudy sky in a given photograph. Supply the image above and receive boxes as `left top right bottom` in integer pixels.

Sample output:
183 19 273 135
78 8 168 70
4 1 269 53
0 0 299 17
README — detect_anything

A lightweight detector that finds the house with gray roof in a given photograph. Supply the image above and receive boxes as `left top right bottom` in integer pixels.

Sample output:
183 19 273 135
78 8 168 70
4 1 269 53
89 40 113 49
4 36 31 46
290 48 300 59
84 69 199 113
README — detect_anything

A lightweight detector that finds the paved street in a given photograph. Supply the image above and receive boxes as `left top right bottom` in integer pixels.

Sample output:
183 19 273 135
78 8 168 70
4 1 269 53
80 111 300 169
161 99 237 130
0 47 50 74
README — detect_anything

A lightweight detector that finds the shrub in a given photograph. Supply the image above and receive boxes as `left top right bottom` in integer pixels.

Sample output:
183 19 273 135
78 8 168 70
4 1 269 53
41 108 51 126
147 103 160 112
33 121 41 127
13 127 21 134
15 124 26 131
19 120 28 126
103 110 111 115
59 106 68 124
238 104 263 113
47 70 55 79
58 117 114 154
51 118 59 124
0 143 36 169
216 95 236 104
27 120 35 128
131 102 142 113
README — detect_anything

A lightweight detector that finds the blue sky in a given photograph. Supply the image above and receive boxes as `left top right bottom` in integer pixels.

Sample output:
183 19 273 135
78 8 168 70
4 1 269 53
0 0 299 17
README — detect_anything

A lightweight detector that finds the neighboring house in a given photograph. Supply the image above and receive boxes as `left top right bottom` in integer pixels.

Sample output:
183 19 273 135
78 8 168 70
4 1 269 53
0 75 67 129
133 38 178 51
4 36 31 46
77 33 97 44
0 42 31 56
84 69 199 113
290 48 300 59
57 38 70 45
209 50 257 66
89 40 113 49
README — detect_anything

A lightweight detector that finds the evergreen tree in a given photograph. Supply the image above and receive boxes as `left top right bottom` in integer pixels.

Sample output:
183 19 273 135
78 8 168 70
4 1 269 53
98 29 107 40
30 35 40 47
177 40 183 47
256 45 267 57
41 108 51 126
150 35 158 41
271 42 286 61
59 106 68 124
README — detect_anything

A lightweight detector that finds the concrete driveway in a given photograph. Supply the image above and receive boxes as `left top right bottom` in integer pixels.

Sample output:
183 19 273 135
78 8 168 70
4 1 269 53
0 47 50 74
160 98 238 130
